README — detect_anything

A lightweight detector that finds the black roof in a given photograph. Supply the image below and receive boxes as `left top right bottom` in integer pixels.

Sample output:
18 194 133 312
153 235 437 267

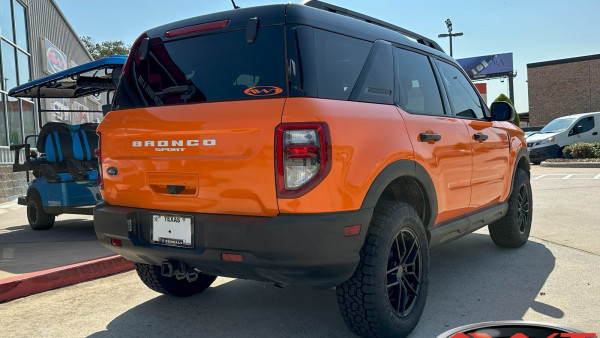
141 3 452 63
527 54 600 68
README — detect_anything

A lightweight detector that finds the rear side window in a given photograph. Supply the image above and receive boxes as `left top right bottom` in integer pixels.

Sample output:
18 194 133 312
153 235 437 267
394 48 445 116
313 29 371 100
113 26 286 110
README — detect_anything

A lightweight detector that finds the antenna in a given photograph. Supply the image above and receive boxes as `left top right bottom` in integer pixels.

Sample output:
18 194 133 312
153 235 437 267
231 0 240 9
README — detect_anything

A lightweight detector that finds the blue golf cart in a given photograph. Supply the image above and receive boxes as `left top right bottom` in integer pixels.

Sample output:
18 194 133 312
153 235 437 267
8 55 126 230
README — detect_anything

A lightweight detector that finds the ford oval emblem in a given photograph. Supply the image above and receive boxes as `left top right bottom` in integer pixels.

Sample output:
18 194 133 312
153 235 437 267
107 167 118 176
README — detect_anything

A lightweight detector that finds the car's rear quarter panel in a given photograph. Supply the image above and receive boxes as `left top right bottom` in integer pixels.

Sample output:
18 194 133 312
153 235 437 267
278 98 414 213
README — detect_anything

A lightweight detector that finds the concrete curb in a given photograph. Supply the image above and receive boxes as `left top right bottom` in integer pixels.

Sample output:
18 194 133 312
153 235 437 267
0 255 134 303
540 161 600 168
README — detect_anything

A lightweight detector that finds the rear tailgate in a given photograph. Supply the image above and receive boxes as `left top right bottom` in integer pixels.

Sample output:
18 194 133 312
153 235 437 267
101 15 289 216
98 99 284 216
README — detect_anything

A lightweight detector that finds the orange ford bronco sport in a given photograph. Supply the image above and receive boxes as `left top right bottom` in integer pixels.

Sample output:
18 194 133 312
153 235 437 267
94 1 531 336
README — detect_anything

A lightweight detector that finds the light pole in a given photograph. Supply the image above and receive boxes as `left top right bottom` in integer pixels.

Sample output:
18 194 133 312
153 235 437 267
438 19 463 57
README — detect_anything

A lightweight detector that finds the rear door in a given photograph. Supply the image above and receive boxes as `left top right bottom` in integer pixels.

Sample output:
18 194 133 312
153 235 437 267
394 48 473 224
100 25 288 217
434 59 510 211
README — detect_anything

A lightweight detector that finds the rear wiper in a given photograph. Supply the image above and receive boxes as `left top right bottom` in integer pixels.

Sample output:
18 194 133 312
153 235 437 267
155 85 194 97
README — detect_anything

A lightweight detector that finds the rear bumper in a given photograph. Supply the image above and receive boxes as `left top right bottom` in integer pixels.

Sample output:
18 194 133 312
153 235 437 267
529 144 560 163
94 202 373 288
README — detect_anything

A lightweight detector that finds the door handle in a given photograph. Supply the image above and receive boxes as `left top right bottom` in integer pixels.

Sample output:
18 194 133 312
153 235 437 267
593 132 598 135
473 133 488 141
419 133 441 142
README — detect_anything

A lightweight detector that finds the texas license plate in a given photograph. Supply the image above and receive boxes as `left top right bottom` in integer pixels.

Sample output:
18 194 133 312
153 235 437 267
151 214 193 248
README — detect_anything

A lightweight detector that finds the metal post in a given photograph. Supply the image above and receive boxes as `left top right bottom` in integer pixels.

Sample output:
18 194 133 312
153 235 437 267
508 73 515 105
438 19 463 57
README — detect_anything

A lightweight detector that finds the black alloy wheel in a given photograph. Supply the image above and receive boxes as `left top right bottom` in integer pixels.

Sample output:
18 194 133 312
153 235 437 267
386 228 422 317
517 184 530 234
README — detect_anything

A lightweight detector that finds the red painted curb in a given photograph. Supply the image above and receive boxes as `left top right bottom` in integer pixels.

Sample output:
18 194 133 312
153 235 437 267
0 254 134 303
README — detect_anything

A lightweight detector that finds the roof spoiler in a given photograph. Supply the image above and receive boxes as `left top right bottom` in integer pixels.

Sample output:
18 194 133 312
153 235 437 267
301 0 445 54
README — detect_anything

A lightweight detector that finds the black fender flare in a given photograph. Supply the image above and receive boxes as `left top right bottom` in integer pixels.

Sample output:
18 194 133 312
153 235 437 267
507 147 531 200
360 160 438 229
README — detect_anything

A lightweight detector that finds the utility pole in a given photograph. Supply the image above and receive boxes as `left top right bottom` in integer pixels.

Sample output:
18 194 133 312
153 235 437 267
438 19 463 57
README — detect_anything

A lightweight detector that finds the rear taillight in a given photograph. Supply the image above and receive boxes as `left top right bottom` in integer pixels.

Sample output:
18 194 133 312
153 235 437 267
276 123 331 198
95 132 103 190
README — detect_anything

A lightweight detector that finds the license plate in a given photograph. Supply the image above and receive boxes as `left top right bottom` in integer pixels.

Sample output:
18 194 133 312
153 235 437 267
151 214 193 248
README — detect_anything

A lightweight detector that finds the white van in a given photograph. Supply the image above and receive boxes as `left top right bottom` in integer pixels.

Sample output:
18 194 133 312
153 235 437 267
526 112 600 163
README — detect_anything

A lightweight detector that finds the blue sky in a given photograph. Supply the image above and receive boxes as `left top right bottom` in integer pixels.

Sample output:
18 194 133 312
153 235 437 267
54 0 600 114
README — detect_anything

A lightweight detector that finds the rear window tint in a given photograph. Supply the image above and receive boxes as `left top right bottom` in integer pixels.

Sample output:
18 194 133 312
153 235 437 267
114 26 286 110
313 29 371 100
395 48 445 116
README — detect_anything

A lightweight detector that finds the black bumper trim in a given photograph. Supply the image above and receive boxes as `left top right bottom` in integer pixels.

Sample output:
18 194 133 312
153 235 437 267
94 202 373 288
529 144 560 162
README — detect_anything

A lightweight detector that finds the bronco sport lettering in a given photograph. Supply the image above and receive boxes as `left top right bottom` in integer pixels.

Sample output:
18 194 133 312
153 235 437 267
94 2 531 337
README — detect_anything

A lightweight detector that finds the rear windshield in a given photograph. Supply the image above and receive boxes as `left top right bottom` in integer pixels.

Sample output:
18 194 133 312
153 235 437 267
113 25 287 110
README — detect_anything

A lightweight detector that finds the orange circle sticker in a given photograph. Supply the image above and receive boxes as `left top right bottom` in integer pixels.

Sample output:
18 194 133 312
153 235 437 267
244 86 284 97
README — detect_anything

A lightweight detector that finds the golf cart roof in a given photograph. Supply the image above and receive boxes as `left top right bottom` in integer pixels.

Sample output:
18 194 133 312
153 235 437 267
8 55 127 99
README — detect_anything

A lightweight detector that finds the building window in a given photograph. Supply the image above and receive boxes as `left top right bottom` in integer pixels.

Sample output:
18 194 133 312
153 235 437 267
0 0 32 146
0 94 7 146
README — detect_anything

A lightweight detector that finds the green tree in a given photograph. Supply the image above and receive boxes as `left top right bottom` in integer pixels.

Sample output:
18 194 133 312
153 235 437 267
493 93 520 127
80 36 130 60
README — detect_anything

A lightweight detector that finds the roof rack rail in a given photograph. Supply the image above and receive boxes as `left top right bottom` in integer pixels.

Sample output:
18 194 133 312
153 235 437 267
301 0 445 54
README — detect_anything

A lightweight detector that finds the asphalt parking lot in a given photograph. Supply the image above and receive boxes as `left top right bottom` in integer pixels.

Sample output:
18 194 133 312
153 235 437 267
0 166 599 337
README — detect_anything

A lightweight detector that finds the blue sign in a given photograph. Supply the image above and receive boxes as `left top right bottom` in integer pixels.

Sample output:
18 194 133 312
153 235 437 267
457 53 513 80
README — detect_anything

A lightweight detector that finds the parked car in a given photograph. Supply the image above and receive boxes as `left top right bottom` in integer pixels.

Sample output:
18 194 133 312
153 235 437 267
526 112 600 163
93 1 531 337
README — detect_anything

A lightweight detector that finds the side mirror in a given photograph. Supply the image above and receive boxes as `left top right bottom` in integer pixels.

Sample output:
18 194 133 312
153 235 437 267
490 101 516 122
568 129 574 136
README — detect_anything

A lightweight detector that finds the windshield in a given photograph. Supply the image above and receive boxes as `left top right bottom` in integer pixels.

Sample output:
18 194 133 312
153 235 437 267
113 26 287 110
540 117 576 133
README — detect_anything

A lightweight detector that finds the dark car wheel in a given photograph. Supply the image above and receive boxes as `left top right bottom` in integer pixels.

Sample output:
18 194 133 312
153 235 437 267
337 201 429 338
489 169 532 248
26 191 55 230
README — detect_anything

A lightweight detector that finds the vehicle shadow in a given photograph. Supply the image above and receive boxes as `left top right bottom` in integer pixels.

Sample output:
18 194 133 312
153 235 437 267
88 233 556 337
0 217 112 276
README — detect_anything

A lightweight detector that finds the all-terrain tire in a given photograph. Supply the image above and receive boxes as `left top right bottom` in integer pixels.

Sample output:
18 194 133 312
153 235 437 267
26 190 55 230
134 263 217 297
336 201 429 338
488 169 532 248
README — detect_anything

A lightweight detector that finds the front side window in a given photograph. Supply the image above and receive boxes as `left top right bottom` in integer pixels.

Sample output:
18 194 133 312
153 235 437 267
395 48 445 116
570 116 595 135
436 60 485 119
